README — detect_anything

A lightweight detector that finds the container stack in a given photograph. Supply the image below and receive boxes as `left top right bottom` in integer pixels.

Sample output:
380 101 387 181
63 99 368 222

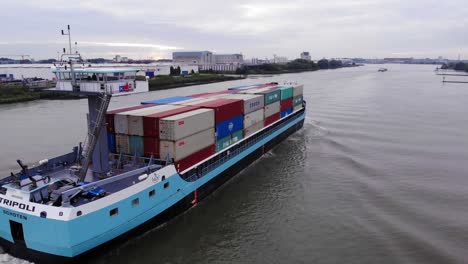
292 84 304 111
189 98 244 152
104 82 303 172
238 87 281 127
112 105 198 156
159 108 216 171
277 86 294 118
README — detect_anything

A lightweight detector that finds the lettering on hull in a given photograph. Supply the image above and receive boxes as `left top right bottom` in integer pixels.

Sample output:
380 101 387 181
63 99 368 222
3 210 28 221
0 197 35 212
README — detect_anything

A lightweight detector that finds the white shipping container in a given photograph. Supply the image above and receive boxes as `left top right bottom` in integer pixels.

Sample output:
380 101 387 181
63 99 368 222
244 108 264 128
293 84 304 96
127 105 183 136
294 104 303 112
264 101 281 118
244 122 264 137
239 87 278 94
160 128 215 161
115 134 130 154
159 108 215 141
217 94 264 114
114 105 164 134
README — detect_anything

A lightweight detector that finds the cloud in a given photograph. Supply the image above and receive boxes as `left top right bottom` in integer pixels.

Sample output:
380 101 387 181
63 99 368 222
1 0 468 59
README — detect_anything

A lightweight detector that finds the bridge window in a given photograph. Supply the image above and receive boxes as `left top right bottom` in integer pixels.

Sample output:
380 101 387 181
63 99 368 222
110 208 119 217
77 211 82 217
149 189 156 198
132 198 140 207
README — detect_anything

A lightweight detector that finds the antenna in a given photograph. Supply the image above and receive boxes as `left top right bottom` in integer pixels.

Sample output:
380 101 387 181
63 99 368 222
61 24 72 54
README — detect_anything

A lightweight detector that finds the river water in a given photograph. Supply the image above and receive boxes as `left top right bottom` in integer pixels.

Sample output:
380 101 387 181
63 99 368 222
1 64 468 264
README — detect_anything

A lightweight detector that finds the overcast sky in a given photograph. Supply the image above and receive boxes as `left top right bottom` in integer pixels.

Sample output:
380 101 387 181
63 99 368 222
1 0 467 60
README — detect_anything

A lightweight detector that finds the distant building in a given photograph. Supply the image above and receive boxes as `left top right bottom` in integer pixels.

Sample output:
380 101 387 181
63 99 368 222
172 51 214 65
214 54 243 65
114 55 122 62
273 56 288 64
300 52 311 61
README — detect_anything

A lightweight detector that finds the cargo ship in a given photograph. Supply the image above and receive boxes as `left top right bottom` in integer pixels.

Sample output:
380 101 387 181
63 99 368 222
0 59 305 263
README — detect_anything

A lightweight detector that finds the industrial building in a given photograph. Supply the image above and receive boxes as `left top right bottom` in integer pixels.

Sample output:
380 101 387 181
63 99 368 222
172 51 214 65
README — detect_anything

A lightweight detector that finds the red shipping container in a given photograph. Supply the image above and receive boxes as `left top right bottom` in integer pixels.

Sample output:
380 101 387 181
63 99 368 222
143 137 159 158
106 104 156 133
143 106 199 137
190 90 232 98
191 98 243 124
264 113 280 127
280 98 293 111
175 144 215 172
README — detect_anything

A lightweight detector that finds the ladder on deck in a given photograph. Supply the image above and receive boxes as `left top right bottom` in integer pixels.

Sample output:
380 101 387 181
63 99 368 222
77 93 112 181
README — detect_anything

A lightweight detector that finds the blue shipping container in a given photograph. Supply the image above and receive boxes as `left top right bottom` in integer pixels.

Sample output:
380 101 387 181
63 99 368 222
215 115 244 139
145 71 155 77
141 96 192 105
280 108 293 118
107 133 116 153
181 70 189 75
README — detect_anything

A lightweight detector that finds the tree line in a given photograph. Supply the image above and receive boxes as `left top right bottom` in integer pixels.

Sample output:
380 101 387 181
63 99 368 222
236 58 351 74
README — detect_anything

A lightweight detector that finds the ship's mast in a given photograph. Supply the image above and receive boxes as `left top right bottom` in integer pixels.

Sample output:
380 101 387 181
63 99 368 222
58 25 112 181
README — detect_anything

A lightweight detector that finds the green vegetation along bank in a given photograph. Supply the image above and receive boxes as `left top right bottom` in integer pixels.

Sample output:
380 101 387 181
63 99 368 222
233 59 357 75
441 62 468 72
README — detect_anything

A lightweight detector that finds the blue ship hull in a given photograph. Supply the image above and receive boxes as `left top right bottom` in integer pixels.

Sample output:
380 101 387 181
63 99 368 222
0 108 305 263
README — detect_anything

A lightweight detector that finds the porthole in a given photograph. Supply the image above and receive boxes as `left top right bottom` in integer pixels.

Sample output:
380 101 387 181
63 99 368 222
132 198 140 207
149 189 155 198
110 208 118 217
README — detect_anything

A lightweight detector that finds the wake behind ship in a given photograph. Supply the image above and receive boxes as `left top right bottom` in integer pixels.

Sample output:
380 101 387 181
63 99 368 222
0 65 306 263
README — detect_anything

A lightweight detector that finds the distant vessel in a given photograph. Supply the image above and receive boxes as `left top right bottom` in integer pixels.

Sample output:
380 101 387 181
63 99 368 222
378 68 388 72
0 36 306 261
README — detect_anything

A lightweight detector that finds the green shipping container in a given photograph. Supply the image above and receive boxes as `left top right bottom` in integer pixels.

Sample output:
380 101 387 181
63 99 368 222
293 95 303 106
231 130 244 144
257 89 281 105
216 135 231 152
278 86 293 100
129 135 144 156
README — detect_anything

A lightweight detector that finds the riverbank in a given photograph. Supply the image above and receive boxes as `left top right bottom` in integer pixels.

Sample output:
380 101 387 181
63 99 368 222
0 74 245 104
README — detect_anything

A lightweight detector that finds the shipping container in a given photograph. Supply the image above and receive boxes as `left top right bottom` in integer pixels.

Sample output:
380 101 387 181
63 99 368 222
115 134 130 154
159 128 215 161
114 105 168 134
192 98 244 124
243 108 264 128
230 129 244 144
107 133 116 153
280 98 293 111
215 114 244 139
294 104 303 112
127 105 184 136
175 145 215 172
244 122 264 137
142 106 199 137
293 84 304 96
143 137 159 158
280 107 293 118
293 95 303 106
141 96 192 105
264 113 280 127
227 84 262 90
241 88 281 105
129 136 144 156
277 86 294 100
106 104 156 133
216 135 231 152
217 94 264 114
159 108 215 141
264 101 280 118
